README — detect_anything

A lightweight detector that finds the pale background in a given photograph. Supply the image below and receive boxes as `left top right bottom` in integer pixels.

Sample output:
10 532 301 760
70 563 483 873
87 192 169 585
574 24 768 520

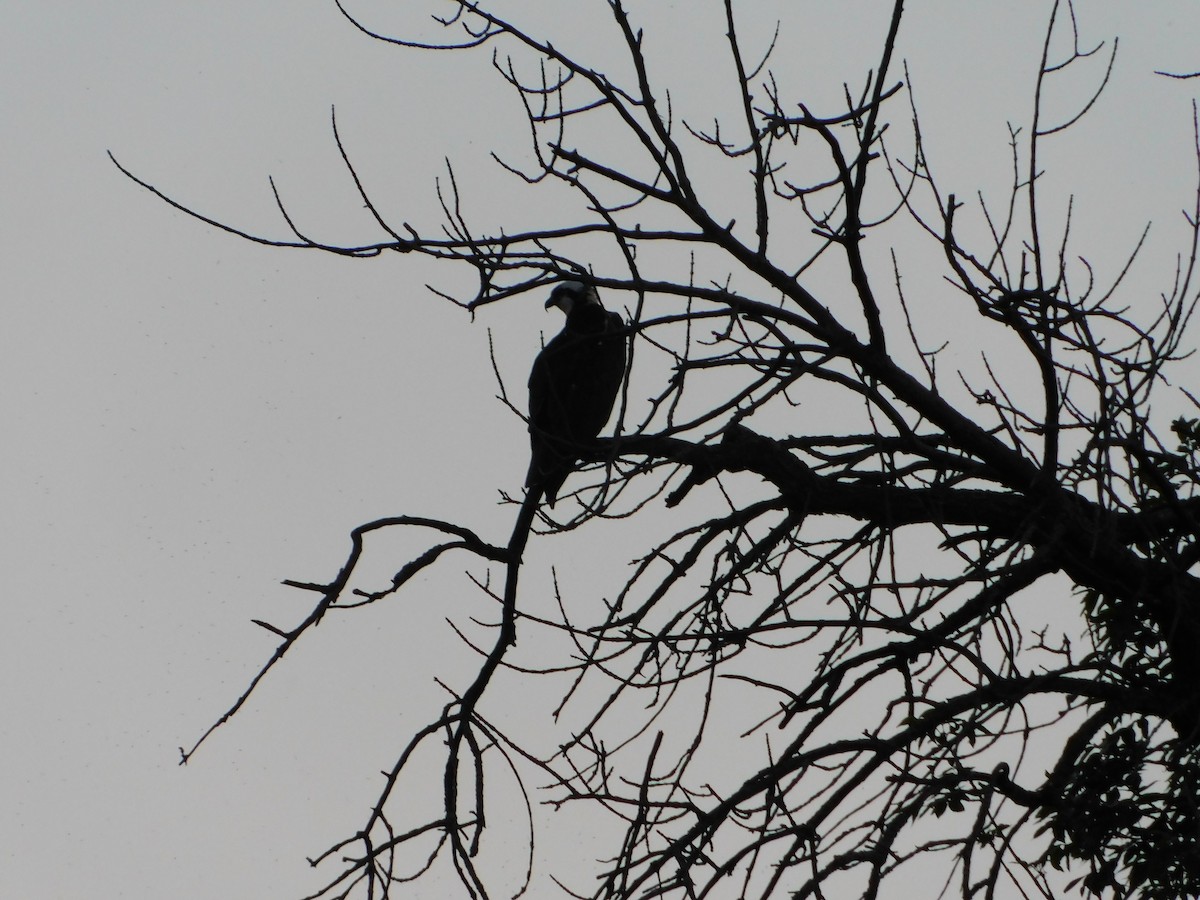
4 2 1199 897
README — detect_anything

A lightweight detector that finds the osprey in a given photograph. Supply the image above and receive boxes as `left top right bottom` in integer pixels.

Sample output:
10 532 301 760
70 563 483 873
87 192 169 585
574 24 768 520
526 281 627 506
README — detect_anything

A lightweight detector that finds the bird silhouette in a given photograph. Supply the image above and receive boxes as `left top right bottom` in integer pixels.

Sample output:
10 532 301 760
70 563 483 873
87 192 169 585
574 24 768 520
526 281 627 506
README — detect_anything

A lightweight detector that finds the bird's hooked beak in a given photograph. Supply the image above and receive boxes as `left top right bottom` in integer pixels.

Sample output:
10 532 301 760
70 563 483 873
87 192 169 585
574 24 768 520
546 281 594 316
546 288 574 315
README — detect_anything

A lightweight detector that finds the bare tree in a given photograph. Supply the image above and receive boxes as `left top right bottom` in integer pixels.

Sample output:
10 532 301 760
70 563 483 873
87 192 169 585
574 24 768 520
115 2 1200 898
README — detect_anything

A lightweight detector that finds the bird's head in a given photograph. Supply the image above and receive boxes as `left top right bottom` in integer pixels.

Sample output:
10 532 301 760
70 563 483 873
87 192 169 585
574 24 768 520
546 281 600 316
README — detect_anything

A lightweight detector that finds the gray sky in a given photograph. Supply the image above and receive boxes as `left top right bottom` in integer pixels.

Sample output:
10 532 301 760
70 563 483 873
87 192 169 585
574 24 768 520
5 2 1200 898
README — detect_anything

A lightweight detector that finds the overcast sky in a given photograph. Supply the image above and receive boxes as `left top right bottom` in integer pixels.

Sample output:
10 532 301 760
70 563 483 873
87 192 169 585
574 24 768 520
5 2 1200 898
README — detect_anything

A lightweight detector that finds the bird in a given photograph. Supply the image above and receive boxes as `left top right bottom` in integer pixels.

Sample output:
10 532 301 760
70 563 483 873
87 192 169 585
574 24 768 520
526 281 627 507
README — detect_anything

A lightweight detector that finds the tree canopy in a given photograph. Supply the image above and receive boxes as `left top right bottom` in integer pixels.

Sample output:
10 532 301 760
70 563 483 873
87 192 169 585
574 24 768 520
118 2 1200 898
